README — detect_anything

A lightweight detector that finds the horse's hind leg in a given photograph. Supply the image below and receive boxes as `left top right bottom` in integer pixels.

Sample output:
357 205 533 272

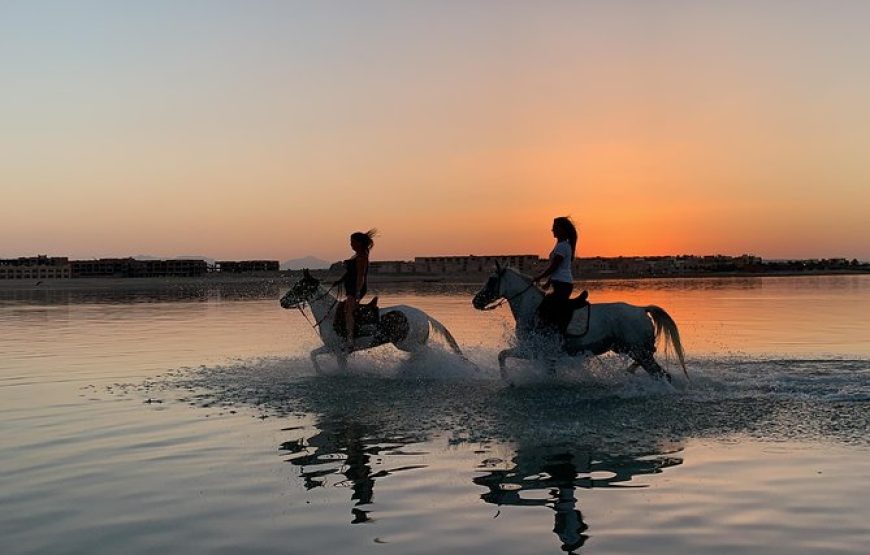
632 350 672 382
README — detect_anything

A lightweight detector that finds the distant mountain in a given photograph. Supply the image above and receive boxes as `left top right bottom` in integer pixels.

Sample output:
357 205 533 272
282 256 332 271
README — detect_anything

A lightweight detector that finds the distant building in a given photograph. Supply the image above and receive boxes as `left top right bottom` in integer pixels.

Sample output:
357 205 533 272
414 255 541 274
70 258 207 278
323 254 775 278
0 256 71 280
70 258 133 278
370 260 416 274
324 255 541 276
133 259 208 277
573 254 766 277
574 256 649 276
214 260 280 273
11 251 859 282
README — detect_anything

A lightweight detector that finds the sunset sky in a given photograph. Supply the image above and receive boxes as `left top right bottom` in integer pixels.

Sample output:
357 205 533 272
2 1 868 262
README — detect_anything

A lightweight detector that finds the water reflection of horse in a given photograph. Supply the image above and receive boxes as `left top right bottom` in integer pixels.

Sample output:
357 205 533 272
472 266 688 384
475 444 683 554
280 269 465 372
280 418 425 524
279 413 684 550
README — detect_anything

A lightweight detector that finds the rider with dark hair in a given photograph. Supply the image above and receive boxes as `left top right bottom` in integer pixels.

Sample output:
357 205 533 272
533 217 578 330
341 229 376 350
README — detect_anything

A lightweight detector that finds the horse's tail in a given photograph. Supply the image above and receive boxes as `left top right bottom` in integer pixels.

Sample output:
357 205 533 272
644 305 688 380
426 315 464 356
426 315 482 371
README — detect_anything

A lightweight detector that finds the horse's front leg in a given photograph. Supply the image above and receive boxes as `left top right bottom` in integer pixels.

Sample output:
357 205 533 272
498 348 525 384
310 345 331 374
335 351 348 372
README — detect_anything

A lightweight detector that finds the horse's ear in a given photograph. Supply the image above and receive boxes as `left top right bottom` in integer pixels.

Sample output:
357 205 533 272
302 268 311 279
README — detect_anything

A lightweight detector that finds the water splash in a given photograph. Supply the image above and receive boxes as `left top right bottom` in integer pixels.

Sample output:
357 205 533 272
131 347 870 448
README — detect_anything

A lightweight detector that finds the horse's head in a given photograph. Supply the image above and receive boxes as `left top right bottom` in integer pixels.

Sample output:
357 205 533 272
279 269 322 309
472 262 508 310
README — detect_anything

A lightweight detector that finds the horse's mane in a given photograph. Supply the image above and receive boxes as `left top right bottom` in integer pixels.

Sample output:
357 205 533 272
502 266 540 289
502 267 533 283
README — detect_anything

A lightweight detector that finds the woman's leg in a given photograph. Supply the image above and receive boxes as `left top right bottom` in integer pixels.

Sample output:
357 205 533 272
537 292 557 328
538 282 573 331
551 281 573 301
345 297 358 350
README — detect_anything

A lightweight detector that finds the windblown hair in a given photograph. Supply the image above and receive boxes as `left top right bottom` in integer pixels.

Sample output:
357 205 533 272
351 229 377 253
553 217 577 258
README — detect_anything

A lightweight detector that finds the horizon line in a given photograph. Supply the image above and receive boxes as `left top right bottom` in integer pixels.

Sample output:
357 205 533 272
3 252 867 263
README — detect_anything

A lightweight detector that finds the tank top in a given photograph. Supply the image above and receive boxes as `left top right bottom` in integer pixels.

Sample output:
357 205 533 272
342 256 368 298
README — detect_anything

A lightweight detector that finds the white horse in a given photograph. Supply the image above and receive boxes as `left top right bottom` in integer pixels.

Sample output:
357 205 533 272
472 265 688 383
280 269 466 372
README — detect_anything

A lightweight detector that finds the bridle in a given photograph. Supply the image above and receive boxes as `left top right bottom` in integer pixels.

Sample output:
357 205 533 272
289 281 340 330
478 270 538 311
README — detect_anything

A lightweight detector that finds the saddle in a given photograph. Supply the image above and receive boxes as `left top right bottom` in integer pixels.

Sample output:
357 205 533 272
565 301 591 337
333 297 380 339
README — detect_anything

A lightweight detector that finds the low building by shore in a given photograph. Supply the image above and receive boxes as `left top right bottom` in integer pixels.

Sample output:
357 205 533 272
0 256 71 280
214 260 280 273
70 258 208 278
0 256 284 280
338 253 868 279
2 253 867 283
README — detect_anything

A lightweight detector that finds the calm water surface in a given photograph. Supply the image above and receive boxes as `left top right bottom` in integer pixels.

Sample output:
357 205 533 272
1 275 868 554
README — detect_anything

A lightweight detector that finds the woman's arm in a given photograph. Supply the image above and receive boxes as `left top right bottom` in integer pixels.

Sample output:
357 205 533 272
533 254 564 283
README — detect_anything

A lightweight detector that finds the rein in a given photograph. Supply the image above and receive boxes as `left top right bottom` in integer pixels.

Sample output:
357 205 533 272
294 282 340 330
480 275 538 311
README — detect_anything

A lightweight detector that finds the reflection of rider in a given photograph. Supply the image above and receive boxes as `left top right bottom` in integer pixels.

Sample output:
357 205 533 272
542 454 588 554
533 217 577 329
475 443 683 553
475 450 589 554
340 229 376 350
554 485 587 553
284 419 377 524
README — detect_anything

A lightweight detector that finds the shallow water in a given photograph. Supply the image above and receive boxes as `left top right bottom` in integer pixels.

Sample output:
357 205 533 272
1 275 868 554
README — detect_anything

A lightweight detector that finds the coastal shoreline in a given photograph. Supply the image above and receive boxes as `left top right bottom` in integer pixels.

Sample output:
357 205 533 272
0 269 867 292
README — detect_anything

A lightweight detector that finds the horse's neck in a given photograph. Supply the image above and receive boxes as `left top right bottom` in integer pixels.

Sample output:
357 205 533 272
308 288 339 329
504 273 543 327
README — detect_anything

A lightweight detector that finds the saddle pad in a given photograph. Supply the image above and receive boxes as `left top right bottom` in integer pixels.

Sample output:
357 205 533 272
565 304 590 337
332 301 380 339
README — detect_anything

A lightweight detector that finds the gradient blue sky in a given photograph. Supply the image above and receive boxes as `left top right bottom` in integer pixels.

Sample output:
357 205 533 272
2 1 868 261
